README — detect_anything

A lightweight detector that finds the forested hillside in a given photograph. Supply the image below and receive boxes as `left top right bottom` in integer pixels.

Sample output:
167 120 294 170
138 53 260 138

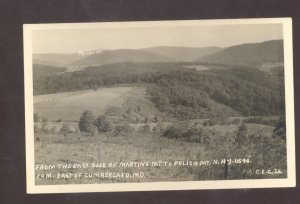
33 64 66 95
33 62 183 95
33 62 285 118
198 40 284 67
146 68 285 118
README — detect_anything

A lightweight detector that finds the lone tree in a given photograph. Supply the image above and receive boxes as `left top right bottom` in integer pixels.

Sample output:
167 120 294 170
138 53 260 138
233 124 248 144
79 110 96 136
94 114 112 133
273 115 286 140
60 123 71 140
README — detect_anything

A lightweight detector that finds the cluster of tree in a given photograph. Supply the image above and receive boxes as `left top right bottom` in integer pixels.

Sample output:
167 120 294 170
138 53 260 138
193 122 287 180
33 64 66 95
146 68 285 118
146 82 210 119
162 121 216 144
33 62 183 95
78 109 134 137
78 110 112 136
202 117 241 126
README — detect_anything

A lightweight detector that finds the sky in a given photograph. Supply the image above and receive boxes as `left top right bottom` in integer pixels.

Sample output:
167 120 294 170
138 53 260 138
32 23 283 54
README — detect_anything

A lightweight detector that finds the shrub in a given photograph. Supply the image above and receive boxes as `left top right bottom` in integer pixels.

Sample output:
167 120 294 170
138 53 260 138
183 128 200 142
60 123 72 138
113 122 132 137
79 110 96 136
203 118 219 126
273 115 286 140
184 128 214 144
163 126 185 139
94 115 112 132
140 124 151 134
230 118 241 124
235 124 249 144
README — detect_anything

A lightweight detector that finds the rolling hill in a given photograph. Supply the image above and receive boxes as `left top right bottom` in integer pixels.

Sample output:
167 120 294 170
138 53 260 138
33 46 222 68
33 40 284 70
68 49 175 67
197 40 284 68
33 53 85 67
141 46 222 62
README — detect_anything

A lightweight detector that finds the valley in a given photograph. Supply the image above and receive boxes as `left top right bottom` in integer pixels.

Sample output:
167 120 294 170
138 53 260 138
32 39 287 184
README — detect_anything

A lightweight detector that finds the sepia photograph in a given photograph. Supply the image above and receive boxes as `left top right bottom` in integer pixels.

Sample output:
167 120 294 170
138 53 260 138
23 18 295 193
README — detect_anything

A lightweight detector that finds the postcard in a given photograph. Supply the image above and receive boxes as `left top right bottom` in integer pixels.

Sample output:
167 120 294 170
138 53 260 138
23 18 295 193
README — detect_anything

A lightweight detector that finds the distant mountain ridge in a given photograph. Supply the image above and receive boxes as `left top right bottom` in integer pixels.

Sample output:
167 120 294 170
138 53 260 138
33 40 284 69
33 46 222 68
33 53 85 67
68 49 175 67
197 40 284 67
141 46 222 62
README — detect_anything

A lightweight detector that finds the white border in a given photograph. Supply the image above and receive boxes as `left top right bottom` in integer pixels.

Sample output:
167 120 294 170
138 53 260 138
24 18 295 194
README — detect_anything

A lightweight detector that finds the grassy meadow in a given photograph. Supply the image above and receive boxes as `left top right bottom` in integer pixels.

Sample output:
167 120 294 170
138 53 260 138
34 86 135 122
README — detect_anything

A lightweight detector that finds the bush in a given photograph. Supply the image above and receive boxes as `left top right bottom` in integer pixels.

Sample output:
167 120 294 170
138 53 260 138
79 110 96 136
184 128 214 144
183 128 200 142
60 123 72 137
273 115 286 140
230 118 241 124
163 126 184 139
94 115 112 132
140 124 151 134
235 124 248 144
203 118 218 126
113 122 132 137
90 126 98 136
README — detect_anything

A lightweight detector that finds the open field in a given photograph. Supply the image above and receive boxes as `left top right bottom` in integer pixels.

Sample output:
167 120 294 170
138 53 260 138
183 64 210 71
34 131 207 185
34 120 280 185
34 86 140 121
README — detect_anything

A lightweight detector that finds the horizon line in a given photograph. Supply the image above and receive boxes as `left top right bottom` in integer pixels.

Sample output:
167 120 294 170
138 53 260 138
33 38 283 55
